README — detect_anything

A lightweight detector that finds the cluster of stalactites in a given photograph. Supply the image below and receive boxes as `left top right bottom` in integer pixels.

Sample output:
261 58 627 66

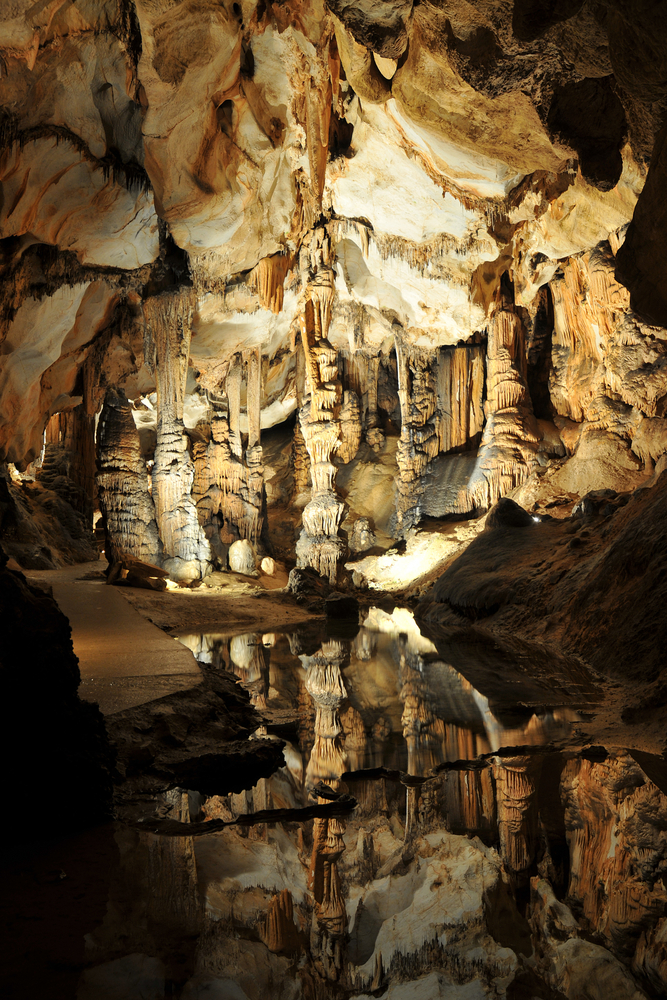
465 301 541 512
296 229 347 584
393 341 486 535
192 349 265 559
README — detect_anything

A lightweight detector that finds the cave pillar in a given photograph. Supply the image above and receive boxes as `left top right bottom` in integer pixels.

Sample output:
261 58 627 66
467 300 540 510
144 291 211 582
242 348 265 544
295 231 346 584
226 353 243 461
293 341 310 496
393 345 439 537
96 387 161 566
246 348 262 451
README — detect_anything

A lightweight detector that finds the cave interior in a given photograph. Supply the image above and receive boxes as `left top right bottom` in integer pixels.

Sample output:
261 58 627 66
2 1 667 999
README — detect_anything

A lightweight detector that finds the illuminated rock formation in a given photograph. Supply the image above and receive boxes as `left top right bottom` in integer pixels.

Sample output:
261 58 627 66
295 230 347 584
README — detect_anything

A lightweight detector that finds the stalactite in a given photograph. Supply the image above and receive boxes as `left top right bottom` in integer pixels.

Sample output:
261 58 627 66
96 386 162 566
295 230 346 584
144 291 211 581
247 253 294 314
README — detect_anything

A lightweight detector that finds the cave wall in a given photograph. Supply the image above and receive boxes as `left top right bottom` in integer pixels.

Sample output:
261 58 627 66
1 0 667 581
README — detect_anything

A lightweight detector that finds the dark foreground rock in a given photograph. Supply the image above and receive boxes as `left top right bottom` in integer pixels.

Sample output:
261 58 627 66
0 544 113 843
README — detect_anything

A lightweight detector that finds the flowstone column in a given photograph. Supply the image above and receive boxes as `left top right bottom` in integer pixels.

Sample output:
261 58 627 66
295 231 346 584
467 296 540 510
97 387 162 566
144 291 211 582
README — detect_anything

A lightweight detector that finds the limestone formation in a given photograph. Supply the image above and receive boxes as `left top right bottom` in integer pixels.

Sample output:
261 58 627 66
6 3 667 996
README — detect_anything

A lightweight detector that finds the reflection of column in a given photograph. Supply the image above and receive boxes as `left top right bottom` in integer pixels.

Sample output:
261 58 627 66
398 643 447 837
229 632 270 711
303 640 349 981
494 755 543 872
295 230 346 584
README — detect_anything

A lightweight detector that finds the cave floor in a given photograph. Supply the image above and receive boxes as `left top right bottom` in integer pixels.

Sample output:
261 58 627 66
25 560 318 714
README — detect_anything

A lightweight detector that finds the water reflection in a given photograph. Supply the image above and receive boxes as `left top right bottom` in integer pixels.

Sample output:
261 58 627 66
63 610 667 998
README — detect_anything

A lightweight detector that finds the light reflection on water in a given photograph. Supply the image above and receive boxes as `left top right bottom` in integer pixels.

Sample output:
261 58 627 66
42 607 661 1000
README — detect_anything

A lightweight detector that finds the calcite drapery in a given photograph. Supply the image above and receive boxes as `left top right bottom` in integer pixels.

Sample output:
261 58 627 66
144 291 211 581
295 231 347 584
393 343 486 534
466 300 541 511
191 351 265 562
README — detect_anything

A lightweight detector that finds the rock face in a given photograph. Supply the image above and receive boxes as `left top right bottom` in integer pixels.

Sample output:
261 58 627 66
0 0 666 586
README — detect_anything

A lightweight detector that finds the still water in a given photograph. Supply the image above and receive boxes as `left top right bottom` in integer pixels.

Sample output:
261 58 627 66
5 608 666 1000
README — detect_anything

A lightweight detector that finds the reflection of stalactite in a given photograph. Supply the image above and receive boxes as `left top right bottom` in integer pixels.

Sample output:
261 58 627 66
441 724 496 838
144 291 211 581
97 386 162 565
494 755 543 872
296 230 346 583
302 638 349 981
398 643 445 836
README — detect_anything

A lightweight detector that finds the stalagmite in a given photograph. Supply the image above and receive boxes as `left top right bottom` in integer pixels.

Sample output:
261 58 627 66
144 292 211 582
96 387 161 567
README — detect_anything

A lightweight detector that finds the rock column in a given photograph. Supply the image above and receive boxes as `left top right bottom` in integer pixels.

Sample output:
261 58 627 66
97 386 162 566
295 232 346 584
144 291 211 582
